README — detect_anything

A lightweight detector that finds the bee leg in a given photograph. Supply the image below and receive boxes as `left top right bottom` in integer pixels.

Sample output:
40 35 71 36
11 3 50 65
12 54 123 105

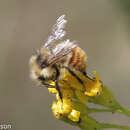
83 72 93 81
83 71 87 76
38 76 56 88
40 79 63 99
65 67 87 92
77 117 81 124
55 80 63 100
53 65 63 100
65 67 84 85
43 84 56 88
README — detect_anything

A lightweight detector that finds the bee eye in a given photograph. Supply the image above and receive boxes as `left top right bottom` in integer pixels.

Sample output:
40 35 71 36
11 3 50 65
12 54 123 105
37 55 47 69
38 76 45 81
41 63 47 68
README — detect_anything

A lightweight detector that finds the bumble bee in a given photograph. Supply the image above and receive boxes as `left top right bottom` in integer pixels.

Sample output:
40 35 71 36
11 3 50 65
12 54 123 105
29 15 87 99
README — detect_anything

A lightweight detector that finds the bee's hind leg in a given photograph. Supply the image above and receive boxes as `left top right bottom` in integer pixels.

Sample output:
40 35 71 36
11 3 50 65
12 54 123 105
65 67 84 85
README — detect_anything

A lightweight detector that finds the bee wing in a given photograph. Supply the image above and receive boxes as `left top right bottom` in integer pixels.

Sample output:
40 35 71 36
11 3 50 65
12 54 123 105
44 15 67 48
47 39 77 65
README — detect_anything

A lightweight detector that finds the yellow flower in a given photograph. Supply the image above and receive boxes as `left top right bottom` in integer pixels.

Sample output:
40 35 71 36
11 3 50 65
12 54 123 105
51 99 72 117
48 80 57 94
51 101 62 119
48 69 102 122
59 68 85 91
55 88 74 101
51 100 81 122
50 85 81 121
84 71 102 96
62 98 73 114
75 90 88 104
49 80 56 86
68 109 80 122
48 88 57 94
59 68 102 97
65 70 102 97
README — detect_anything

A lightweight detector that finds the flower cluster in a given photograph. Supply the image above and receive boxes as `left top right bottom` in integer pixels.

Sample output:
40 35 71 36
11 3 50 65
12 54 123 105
48 69 102 122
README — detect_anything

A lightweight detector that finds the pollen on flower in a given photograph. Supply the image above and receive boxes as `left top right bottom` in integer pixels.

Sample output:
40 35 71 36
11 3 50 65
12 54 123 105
49 70 102 122
51 101 62 119
60 69 85 91
51 99 72 118
50 84 81 121
54 91 74 113
84 71 102 96
75 90 88 104
48 80 56 86
48 88 57 94
68 109 80 122
61 99 72 114
60 69 102 98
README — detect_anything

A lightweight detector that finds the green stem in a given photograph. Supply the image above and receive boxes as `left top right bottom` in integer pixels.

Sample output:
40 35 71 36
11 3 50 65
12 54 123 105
61 115 102 130
60 99 130 130
87 108 114 113
88 85 130 117
101 123 130 130
87 106 130 117
61 115 130 130
115 105 130 117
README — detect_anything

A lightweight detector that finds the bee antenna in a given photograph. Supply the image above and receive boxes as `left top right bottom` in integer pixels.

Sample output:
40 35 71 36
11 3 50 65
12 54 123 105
44 14 67 48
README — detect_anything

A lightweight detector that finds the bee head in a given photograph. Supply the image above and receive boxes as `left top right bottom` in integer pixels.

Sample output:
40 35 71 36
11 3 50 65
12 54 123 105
37 47 51 68
29 47 56 81
36 55 47 69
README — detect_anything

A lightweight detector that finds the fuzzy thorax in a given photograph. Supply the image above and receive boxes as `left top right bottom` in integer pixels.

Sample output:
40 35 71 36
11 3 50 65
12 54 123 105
40 66 56 79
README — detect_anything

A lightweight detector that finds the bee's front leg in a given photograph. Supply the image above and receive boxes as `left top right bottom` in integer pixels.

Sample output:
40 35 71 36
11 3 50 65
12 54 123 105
54 65 63 101
38 76 56 88
43 83 56 88
55 80 63 100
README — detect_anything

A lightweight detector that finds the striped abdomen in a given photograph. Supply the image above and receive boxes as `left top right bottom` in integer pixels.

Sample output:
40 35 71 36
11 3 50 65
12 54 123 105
69 47 87 72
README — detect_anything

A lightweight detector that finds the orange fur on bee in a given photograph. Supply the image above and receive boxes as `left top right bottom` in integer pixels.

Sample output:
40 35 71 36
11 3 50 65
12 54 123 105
69 47 87 72
70 47 78 66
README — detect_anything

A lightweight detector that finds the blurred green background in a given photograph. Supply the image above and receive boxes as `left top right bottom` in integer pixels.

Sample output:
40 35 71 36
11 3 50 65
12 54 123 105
0 0 130 130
